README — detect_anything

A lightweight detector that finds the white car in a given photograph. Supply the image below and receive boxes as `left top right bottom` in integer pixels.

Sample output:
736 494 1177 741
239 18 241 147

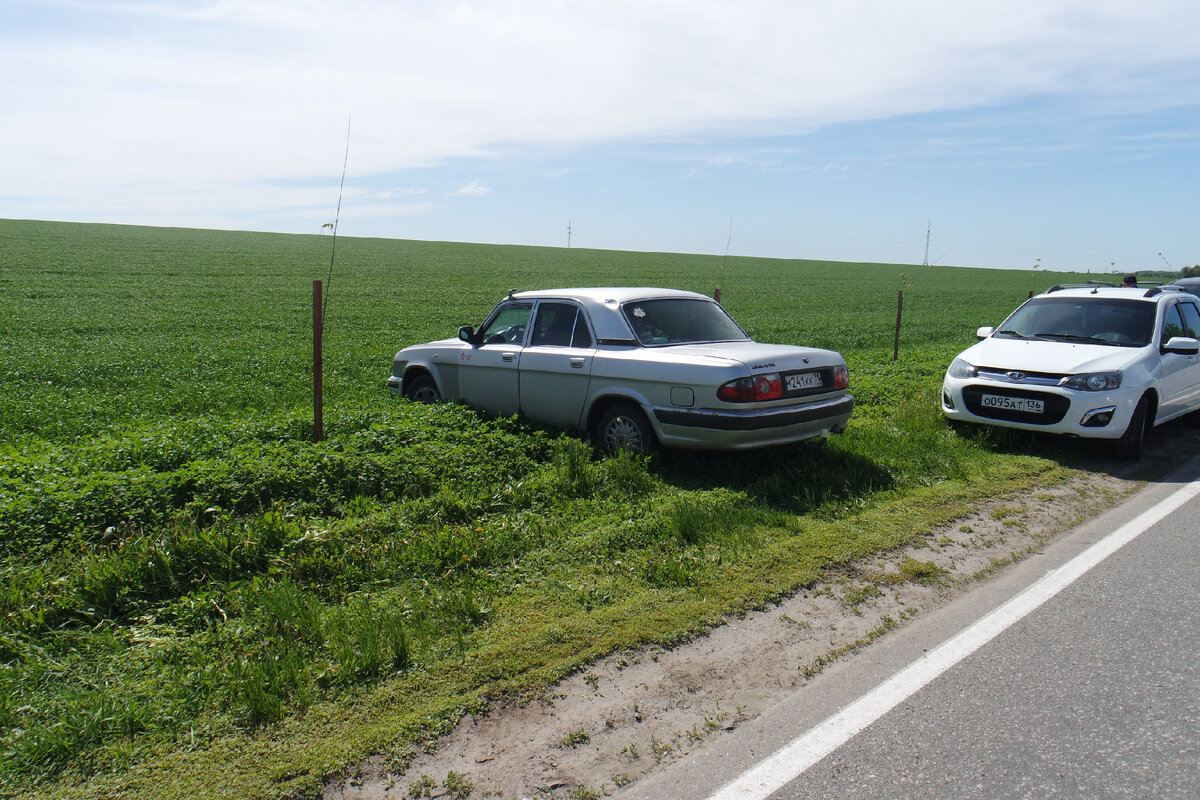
941 284 1200 458
388 288 854 453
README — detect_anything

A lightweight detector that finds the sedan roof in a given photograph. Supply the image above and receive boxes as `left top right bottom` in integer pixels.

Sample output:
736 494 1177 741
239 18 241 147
510 287 710 305
509 287 719 342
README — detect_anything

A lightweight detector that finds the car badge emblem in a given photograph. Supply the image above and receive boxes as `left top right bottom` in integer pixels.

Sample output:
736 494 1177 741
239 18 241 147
1006 371 1026 380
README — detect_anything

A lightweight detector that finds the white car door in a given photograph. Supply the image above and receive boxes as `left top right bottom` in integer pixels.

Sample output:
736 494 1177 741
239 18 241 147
519 301 596 428
1155 301 1200 421
1171 299 1200 414
458 302 530 416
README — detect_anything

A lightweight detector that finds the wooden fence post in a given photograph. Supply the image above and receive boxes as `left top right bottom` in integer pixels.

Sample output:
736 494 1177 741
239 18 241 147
893 289 903 361
313 280 324 443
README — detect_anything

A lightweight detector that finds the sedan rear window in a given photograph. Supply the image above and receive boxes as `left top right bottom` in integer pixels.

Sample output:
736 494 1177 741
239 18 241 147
622 299 749 345
995 297 1155 347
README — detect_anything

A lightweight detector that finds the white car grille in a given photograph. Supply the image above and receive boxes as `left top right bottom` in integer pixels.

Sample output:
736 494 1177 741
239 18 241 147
976 367 1066 386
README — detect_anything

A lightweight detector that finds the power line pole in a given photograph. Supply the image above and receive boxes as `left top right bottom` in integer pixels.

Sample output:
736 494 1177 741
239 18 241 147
922 220 931 267
567 220 572 248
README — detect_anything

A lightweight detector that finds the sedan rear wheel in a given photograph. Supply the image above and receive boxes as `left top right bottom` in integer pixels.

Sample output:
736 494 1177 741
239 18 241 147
596 404 658 455
405 374 441 404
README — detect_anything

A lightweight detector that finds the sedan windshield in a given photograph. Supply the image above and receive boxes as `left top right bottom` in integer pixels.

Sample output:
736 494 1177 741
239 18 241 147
622 298 750 345
994 297 1155 347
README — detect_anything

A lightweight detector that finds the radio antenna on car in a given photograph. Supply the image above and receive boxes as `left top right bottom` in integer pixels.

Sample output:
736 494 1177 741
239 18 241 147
323 115 351 320
313 115 351 443
717 217 732 302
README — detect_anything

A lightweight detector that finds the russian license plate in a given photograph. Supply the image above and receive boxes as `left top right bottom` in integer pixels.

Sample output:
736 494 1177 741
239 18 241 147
981 394 1044 413
786 372 824 391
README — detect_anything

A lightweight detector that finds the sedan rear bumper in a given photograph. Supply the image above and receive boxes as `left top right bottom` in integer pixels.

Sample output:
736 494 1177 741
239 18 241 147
651 394 854 449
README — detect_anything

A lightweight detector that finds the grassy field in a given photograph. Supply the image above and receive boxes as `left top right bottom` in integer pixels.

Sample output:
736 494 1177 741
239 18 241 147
0 219 1107 799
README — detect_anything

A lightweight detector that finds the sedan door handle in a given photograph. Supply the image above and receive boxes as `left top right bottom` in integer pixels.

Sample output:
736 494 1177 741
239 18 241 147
502 353 515 362
570 358 586 369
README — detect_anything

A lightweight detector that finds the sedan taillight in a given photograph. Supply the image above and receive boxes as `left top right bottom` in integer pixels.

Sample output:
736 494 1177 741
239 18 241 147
717 373 784 402
832 364 849 390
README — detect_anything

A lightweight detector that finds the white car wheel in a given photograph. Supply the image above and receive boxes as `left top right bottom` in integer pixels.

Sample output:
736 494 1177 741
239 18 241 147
1112 396 1148 459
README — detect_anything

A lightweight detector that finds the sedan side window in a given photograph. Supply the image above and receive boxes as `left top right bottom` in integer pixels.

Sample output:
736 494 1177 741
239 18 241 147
529 302 595 348
571 315 593 348
1179 302 1200 339
531 303 579 347
480 303 532 344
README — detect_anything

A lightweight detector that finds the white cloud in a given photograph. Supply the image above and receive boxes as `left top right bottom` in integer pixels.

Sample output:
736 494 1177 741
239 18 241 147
451 181 490 198
3 0 1200 241
369 186 426 200
338 201 436 219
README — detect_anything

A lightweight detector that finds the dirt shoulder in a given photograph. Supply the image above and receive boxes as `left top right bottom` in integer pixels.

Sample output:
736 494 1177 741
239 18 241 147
323 434 1191 800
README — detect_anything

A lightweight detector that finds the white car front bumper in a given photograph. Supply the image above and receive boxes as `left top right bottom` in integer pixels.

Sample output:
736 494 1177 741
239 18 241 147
941 376 1137 440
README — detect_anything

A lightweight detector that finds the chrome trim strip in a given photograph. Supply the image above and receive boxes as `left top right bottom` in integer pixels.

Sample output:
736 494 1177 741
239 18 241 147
653 395 854 431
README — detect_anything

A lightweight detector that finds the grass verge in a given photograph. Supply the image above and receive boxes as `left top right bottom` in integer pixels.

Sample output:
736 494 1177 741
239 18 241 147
6 398 1078 800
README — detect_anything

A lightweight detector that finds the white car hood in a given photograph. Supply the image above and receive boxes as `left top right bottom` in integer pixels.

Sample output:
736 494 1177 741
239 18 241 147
961 337 1140 374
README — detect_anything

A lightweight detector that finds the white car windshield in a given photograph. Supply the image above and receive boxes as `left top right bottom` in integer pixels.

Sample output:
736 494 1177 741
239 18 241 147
994 297 1155 347
622 298 750 345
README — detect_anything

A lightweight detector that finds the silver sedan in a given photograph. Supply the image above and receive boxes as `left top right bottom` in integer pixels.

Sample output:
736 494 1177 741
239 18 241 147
388 288 854 453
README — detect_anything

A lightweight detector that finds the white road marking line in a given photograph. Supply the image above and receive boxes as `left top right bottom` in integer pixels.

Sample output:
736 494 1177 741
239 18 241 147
705 476 1200 800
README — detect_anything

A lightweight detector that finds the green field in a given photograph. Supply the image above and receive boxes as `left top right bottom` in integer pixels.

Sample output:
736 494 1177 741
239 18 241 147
0 219 1110 799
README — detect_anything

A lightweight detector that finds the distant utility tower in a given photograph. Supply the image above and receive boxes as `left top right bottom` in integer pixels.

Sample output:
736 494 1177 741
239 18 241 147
922 221 931 267
567 220 572 248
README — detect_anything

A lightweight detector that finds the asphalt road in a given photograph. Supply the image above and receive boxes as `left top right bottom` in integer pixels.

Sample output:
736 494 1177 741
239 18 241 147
620 459 1200 800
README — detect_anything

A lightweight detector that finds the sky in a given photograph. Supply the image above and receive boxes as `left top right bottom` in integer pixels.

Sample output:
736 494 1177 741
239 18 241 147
3 0 1199 272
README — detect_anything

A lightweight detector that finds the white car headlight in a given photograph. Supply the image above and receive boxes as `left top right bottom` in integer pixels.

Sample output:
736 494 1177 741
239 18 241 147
946 358 978 379
1060 372 1122 391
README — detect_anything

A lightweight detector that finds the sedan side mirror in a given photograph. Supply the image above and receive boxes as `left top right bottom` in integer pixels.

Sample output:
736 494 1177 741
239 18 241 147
458 325 480 345
1163 336 1200 355
976 326 994 339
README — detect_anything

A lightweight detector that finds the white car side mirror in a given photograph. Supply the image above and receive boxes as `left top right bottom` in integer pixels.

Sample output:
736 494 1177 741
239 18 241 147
1163 336 1200 355
976 326 994 339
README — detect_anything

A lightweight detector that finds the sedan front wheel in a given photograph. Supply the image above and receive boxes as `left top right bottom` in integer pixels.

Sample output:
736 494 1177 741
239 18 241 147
596 404 658 454
405 374 441 403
